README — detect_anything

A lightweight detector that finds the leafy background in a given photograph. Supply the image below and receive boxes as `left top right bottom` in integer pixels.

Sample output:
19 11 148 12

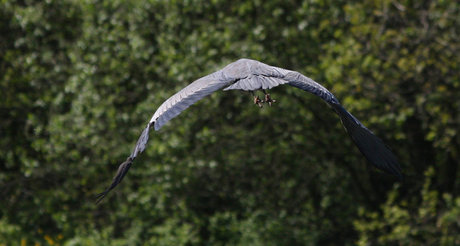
1 0 459 245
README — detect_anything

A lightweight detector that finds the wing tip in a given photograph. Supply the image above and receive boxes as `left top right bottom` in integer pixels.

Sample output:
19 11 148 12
387 161 403 180
94 191 109 205
94 157 134 205
332 103 403 180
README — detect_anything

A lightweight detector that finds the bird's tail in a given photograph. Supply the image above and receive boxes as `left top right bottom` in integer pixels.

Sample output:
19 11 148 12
331 103 402 179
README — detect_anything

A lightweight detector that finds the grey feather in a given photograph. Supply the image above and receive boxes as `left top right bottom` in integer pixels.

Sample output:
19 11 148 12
96 58 401 204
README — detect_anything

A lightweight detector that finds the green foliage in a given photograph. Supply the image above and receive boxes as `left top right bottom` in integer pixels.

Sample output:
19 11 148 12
1 0 459 245
354 167 460 245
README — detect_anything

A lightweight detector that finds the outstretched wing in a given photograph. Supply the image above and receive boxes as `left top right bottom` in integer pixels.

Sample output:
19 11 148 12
279 70 402 179
95 59 249 204
221 61 401 178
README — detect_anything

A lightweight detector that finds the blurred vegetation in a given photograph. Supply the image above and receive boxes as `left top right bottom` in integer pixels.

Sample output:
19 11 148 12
1 0 459 245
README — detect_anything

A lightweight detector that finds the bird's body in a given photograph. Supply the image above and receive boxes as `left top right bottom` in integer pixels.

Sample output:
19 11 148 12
95 58 402 204
150 59 336 131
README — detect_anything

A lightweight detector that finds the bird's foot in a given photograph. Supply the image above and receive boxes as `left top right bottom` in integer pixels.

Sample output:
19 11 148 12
264 93 276 106
254 95 264 108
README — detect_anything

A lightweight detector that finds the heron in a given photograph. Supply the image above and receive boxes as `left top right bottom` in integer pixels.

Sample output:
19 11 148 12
95 58 402 204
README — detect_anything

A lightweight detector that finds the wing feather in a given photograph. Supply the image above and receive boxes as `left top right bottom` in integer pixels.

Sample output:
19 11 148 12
283 69 402 179
151 71 234 131
330 104 402 179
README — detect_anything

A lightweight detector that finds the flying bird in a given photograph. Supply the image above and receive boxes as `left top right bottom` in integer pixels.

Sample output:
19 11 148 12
95 58 402 204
